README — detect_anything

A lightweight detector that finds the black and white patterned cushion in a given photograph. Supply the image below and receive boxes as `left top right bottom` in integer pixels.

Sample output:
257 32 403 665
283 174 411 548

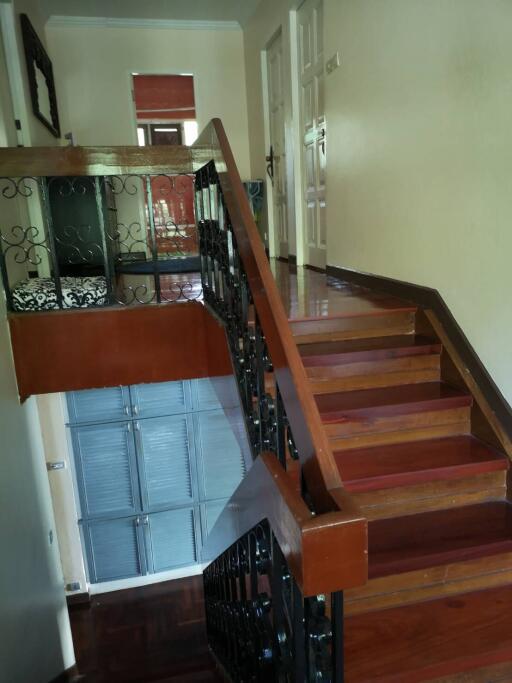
12 276 107 311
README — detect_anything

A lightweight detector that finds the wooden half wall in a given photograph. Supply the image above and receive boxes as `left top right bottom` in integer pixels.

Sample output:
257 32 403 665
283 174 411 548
9 302 232 400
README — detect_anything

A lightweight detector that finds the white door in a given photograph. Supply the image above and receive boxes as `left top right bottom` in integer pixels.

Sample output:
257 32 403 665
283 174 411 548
297 0 326 268
266 30 288 258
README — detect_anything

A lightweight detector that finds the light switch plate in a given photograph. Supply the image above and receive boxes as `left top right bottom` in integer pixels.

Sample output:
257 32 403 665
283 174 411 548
326 52 340 75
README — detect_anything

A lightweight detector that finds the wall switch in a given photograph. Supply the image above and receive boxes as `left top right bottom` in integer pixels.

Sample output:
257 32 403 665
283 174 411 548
326 52 340 74
66 582 82 592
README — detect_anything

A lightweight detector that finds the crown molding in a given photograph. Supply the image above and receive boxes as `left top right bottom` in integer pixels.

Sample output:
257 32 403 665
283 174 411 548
47 15 241 31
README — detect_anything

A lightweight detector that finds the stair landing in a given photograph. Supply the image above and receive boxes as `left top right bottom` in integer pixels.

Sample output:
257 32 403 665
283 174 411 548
271 258 415 322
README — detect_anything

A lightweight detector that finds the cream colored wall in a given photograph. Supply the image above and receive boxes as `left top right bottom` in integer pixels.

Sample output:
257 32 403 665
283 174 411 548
244 0 512 406
0 5 75 679
37 393 88 593
46 23 251 178
4 0 56 146
323 0 512 405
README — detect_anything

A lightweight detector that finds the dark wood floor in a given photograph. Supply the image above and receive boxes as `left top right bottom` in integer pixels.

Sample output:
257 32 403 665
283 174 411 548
68 577 222 682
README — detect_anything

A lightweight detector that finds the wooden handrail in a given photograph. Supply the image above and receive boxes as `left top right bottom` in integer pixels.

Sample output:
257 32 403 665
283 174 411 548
0 144 194 176
192 120 350 514
192 119 368 593
202 453 367 597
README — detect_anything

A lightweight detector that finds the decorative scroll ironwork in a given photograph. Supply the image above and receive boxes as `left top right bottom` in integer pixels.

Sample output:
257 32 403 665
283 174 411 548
203 520 343 682
0 173 202 311
196 160 344 681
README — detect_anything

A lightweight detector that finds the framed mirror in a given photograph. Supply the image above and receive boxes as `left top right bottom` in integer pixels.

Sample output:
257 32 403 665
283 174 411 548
20 13 60 138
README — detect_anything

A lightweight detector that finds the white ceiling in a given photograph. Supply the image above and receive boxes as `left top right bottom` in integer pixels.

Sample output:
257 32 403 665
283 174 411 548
42 0 263 27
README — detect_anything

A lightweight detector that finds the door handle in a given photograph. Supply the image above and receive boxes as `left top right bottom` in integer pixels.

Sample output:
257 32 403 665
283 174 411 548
265 145 275 185
319 128 326 155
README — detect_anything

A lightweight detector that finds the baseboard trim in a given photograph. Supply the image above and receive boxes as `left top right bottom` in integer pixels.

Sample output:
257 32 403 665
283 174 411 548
47 664 78 683
89 562 205 595
326 263 512 441
276 254 297 266
66 592 90 608
305 263 325 274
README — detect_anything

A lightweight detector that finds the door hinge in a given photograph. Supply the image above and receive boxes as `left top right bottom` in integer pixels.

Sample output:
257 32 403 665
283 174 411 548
46 461 65 471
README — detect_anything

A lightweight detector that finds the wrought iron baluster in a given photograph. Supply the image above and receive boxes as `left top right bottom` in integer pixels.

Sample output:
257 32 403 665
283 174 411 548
144 175 161 304
291 576 307 682
39 177 64 309
0 241 14 311
196 156 343 682
94 176 114 305
275 386 287 469
331 591 344 683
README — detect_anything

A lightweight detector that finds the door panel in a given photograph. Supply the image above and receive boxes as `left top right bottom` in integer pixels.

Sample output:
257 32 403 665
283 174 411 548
298 0 326 268
130 380 189 418
194 409 246 501
72 422 139 518
145 507 198 572
85 516 145 583
67 387 129 424
136 415 195 509
266 30 288 258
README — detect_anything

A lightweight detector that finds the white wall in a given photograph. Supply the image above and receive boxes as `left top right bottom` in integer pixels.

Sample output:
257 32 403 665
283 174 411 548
0 4 75 681
46 21 252 178
1 0 56 146
37 393 88 594
244 0 512 406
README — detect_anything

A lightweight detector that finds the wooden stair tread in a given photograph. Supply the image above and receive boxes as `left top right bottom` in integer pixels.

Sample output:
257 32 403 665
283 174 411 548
336 436 508 492
300 334 441 366
315 382 472 423
368 502 512 579
345 583 512 682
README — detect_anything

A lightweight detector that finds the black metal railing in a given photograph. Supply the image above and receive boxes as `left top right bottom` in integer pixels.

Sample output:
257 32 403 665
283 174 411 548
0 173 202 311
196 159 344 681
203 520 343 682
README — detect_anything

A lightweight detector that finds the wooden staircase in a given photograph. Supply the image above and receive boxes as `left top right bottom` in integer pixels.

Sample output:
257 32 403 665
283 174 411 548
291 286 512 681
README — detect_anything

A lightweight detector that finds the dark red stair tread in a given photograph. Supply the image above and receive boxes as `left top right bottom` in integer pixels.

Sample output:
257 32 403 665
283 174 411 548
335 436 507 492
345 584 512 682
315 382 472 423
368 502 512 579
300 334 441 367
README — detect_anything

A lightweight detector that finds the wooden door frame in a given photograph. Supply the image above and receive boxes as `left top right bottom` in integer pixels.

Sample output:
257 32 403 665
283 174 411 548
290 6 306 266
261 27 285 259
290 0 326 268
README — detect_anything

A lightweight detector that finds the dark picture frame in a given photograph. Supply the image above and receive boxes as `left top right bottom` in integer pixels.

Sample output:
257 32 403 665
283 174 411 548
20 13 60 138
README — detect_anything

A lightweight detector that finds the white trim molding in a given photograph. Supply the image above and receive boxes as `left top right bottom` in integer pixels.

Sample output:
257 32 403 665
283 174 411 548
47 15 241 31
88 562 206 595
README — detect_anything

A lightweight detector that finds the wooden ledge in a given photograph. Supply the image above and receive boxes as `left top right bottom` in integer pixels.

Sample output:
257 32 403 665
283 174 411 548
9 302 232 399
0 144 193 176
